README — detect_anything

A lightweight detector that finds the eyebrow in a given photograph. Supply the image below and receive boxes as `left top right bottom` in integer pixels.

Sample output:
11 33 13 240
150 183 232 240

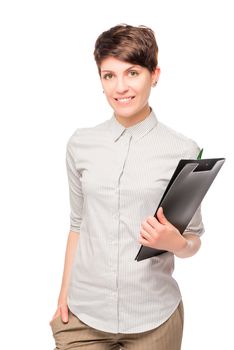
100 65 140 73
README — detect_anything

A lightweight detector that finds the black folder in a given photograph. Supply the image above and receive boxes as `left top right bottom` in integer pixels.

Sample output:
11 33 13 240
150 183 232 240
135 158 225 261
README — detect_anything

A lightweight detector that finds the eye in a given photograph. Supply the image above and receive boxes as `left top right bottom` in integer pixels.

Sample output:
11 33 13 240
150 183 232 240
103 73 113 80
128 70 139 77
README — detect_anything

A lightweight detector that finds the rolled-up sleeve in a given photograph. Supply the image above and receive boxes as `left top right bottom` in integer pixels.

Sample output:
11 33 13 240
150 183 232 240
184 204 205 237
66 141 83 233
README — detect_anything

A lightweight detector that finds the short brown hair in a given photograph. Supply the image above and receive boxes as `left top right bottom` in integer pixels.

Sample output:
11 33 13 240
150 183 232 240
93 24 158 75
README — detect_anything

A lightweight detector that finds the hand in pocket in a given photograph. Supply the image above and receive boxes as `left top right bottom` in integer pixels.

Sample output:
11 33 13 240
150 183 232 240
49 304 69 326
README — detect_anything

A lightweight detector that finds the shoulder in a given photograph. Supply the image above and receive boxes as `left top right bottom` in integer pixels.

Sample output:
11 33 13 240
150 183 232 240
66 118 111 153
156 121 200 158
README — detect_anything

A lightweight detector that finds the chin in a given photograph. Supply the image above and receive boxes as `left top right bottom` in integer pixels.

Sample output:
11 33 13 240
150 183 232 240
114 107 141 119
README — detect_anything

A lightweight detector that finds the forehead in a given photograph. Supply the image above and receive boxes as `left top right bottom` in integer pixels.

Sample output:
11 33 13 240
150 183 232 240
100 57 142 72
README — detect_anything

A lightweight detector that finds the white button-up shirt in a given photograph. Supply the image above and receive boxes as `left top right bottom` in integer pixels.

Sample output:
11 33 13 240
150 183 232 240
66 109 204 333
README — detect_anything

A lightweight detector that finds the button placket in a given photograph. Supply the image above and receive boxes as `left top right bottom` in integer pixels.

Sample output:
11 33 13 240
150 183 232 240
116 131 133 332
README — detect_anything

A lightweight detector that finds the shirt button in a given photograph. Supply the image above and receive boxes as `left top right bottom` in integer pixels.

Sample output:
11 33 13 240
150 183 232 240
113 213 119 219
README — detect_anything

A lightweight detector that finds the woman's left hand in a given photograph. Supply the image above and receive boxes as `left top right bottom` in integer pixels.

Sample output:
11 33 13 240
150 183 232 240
138 207 187 254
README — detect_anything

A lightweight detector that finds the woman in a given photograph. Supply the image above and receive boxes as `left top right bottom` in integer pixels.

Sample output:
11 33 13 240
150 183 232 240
49 24 204 350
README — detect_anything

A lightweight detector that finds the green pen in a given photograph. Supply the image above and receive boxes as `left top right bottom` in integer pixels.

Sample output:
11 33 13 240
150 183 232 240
197 148 203 160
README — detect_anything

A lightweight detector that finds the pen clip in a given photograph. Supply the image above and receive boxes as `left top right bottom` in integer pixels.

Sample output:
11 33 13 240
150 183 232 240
197 148 203 160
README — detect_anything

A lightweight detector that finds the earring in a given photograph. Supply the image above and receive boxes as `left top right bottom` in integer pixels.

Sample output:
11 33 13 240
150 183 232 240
152 81 157 87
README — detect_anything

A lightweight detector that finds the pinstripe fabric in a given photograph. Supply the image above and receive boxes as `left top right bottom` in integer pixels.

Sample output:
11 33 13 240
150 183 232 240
65 109 204 334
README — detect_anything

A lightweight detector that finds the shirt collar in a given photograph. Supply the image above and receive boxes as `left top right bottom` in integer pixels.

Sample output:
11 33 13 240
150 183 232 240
109 108 158 142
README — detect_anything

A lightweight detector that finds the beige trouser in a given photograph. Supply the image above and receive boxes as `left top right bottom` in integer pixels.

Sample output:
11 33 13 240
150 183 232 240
50 301 184 350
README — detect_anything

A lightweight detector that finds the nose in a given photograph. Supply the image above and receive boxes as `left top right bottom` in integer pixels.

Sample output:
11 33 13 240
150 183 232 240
115 77 129 94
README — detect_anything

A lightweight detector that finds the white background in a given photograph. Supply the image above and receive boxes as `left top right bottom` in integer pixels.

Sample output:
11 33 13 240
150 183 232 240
0 1 233 349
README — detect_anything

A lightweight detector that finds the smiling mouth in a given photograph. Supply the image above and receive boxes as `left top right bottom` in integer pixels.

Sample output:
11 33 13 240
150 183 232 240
114 96 135 103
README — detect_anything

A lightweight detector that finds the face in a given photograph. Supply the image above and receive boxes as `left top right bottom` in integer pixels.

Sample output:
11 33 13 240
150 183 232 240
100 57 160 127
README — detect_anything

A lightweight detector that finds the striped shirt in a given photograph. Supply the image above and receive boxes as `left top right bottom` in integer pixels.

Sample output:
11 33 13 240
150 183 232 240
66 109 204 334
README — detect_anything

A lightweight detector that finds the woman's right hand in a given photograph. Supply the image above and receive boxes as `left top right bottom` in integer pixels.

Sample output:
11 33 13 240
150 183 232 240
49 303 69 325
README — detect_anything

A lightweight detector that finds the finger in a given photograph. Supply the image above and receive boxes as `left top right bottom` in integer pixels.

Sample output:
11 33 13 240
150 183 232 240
146 215 161 230
141 221 155 235
139 227 152 242
60 305 69 323
156 207 168 225
138 234 150 246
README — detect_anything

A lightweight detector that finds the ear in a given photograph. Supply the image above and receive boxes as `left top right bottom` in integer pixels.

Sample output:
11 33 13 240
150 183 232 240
151 66 161 86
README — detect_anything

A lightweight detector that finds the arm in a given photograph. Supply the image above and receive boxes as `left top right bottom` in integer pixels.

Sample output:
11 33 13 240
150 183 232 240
173 233 201 258
57 230 80 306
50 138 83 324
50 231 80 324
138 207 202 259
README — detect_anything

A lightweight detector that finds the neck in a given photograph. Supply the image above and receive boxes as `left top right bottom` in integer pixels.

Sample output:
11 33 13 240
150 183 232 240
115 105 151 128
